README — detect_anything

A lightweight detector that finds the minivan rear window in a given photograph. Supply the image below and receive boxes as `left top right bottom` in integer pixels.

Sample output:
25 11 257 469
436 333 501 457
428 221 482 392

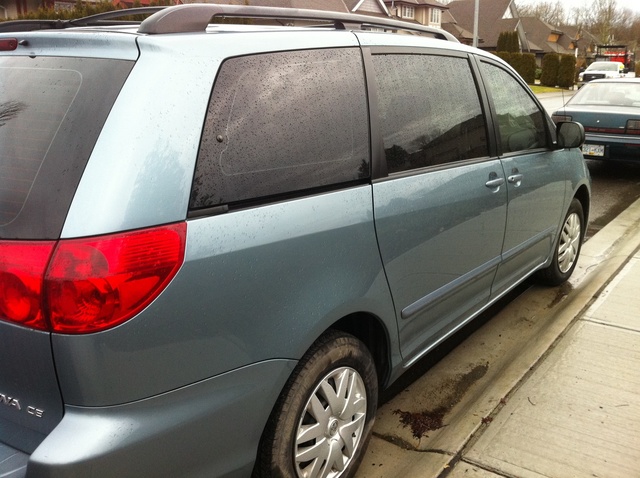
0 56 133 239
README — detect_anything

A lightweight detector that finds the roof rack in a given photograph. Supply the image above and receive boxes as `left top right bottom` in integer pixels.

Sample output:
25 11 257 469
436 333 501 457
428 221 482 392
137 3 458 41
0 4 457 42
0 7 165 32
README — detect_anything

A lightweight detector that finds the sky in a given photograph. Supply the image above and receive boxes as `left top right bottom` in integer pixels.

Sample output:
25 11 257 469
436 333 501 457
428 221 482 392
516 0 640 15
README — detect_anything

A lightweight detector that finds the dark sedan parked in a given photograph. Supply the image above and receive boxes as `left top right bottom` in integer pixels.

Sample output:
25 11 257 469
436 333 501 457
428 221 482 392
552 78 640 160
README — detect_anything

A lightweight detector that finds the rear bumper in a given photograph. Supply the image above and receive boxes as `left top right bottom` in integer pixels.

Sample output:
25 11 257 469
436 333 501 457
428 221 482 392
0 442 28 478
17 360 295 478
583 132 640 159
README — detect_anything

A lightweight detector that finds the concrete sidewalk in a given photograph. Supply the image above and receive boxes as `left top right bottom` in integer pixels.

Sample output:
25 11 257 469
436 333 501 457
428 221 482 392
356 196 640 477
457 251 640 477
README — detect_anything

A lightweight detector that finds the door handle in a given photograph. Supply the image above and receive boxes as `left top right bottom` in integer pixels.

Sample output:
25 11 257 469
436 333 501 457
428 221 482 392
485 177 505 188
508 174 524 185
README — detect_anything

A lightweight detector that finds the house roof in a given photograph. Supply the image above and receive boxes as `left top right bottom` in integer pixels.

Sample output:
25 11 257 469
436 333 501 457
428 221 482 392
520 17 575 55
446 0 518 48
560 23 599 49
382 0 448 7
211 0 350 11
441 21 476 43
113 0 180 6
345 0 389 15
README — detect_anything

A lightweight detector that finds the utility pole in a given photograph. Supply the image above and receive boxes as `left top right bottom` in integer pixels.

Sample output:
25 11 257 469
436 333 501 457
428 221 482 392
473 0 479 48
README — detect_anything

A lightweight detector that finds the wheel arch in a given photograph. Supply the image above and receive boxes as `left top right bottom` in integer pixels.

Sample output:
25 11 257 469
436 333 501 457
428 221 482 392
574 184 591 228
252 317 386 478
330 312 392 390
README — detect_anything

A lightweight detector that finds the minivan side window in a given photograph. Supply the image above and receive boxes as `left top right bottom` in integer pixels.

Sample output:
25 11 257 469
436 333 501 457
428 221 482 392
190 48 370 210
371 54 488 174
479 61 548 154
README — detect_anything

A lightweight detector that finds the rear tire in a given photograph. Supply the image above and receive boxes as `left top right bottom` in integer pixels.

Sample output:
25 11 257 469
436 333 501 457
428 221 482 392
538 198 584 286
257 330 378 478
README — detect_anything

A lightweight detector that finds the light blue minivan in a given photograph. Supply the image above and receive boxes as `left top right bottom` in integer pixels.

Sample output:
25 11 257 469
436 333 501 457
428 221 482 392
0 4 589 478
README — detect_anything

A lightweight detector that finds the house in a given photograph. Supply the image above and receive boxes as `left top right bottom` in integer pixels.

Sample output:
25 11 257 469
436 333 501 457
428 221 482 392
344 0 389 18
0 0 117 17
558 23 599 65
439 0 601 67
0 0 353 18
0 0 42 18
443 0 529 51
112 0 180 7
519 17 577 64
382 1 449 29
0 0 454 30
216 0 350 12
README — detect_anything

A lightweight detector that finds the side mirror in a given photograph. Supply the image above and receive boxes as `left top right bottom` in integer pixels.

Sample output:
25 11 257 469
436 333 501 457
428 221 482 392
557 121 585 149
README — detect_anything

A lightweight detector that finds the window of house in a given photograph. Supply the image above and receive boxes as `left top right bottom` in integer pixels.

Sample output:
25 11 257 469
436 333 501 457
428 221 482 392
430 8 441 24
402 6 415 19
371 54 488 174
190 48 370 209
479 61 548 153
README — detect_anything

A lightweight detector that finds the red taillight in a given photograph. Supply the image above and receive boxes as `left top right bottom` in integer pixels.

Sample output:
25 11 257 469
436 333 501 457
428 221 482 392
0 39 18 51
626 120 640 136
45 223 186 333
0 242 55 330
0 223 186 334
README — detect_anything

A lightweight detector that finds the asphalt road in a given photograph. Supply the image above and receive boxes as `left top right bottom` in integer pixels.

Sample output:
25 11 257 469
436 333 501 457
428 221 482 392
585 159 640 239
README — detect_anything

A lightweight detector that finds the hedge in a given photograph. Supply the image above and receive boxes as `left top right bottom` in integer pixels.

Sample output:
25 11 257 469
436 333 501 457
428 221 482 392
540 53 560 87
494 51 536 85
558 54 576 88
497 31 519 53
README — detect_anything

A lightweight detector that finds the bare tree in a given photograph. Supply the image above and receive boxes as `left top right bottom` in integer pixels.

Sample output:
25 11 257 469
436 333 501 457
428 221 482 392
516 0 566 25
567 3 591 28
518 0 639 42
591 0 618 43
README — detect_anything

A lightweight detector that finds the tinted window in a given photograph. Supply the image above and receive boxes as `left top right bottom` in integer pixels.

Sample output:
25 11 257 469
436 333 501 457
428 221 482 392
479 61 548 153
0 67 80 226
371 54 488 174
0 57 133 239
191 48 369 209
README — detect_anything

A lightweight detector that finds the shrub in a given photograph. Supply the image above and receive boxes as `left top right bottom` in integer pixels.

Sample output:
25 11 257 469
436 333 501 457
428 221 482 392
540 53 560 87
519 53 537 85
495 51 512 65
497 31 519 53
558 54 576 88
494 52 536 85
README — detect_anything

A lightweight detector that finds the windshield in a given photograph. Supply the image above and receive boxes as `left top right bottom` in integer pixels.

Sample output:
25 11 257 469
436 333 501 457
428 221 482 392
586 62 620 72
569 82 640 107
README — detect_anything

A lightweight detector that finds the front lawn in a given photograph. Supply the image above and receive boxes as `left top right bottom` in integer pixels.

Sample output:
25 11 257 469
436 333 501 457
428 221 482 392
529 85 575 94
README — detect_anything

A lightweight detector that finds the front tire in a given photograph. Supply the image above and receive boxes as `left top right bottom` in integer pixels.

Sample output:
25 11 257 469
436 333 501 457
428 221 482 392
538 198 584 286
257 330 378 478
